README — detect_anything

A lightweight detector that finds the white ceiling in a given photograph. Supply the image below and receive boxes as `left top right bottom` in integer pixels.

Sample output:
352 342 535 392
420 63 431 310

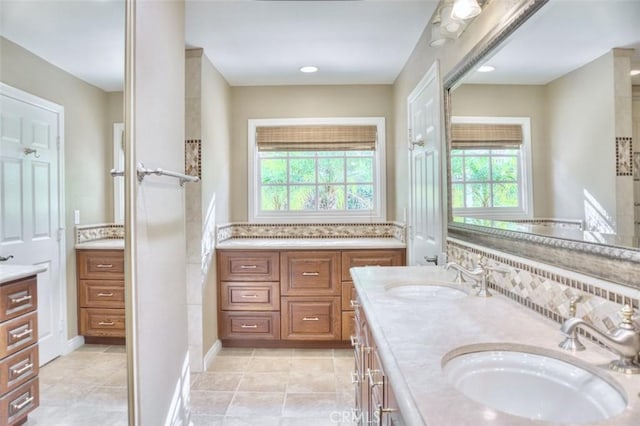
1 1 638 92
463 0 640 86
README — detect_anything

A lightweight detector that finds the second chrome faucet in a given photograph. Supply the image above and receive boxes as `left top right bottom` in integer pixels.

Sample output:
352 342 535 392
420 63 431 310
445 257 508 297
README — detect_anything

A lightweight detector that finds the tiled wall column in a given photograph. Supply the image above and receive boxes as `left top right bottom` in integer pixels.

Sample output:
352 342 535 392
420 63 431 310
185 49 204 372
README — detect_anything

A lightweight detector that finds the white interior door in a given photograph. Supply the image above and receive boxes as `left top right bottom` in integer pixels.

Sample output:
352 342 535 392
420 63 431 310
0 84 64 365
407 61 445 266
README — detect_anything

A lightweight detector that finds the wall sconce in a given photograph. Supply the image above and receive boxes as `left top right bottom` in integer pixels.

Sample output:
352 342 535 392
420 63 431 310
429 0 484 48
452 0 482 20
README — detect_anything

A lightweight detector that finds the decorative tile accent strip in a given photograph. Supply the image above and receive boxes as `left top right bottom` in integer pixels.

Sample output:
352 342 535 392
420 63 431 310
185 139 201 178
616 137 633 176
75 224 124 243
216 222 405 244
447 239 639 341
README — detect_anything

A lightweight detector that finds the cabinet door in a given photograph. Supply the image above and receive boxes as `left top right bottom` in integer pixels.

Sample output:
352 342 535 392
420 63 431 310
341 250 404 281
218 251 279 282
281 251 340 296
341 311 355 341
281 297 341 340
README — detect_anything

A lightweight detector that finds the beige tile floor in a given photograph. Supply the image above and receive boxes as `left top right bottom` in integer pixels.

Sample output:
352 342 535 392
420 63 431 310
25 345 356 425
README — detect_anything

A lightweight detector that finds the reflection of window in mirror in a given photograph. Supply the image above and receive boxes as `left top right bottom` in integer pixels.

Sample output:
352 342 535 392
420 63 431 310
451 116 532 219
113 122 124 223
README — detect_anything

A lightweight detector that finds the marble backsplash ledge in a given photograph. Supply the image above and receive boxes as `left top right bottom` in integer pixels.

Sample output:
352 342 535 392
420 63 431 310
216 222 406 244
75 223 124 243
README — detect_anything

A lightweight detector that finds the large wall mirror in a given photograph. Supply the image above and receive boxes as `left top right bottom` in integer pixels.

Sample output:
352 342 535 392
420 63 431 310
445 0 640 285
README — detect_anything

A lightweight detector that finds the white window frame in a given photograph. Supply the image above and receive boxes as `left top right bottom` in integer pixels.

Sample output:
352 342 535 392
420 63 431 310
248 117 386 223
451 116 533 219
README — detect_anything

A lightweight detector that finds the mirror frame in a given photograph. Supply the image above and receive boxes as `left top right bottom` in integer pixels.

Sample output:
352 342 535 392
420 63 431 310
443 0 640 289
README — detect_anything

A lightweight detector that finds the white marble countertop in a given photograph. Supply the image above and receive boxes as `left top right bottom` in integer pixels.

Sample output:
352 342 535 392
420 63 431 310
0 264 48 284
216 237 405 250
351 265 640 425
75 239 124 250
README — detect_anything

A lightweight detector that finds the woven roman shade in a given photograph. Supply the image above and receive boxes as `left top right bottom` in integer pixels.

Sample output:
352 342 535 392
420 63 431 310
451 123 523 149
256 125 377 151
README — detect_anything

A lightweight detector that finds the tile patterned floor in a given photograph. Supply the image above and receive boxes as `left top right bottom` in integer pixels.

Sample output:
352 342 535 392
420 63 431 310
25 345 356 425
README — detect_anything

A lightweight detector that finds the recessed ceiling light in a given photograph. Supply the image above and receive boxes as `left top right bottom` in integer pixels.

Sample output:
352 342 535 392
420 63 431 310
300 66 318 73
477 65 495 73
631 69 640 76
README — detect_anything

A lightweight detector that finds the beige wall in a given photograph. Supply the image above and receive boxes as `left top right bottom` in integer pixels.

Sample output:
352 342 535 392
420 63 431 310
450 84 549 216
200 53 231 355
229 85 394 221
1 36 116 338
546 51 615 228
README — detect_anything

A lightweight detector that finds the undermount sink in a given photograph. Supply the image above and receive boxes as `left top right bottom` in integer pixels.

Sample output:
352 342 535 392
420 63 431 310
442 344 627 424
385 281 467 300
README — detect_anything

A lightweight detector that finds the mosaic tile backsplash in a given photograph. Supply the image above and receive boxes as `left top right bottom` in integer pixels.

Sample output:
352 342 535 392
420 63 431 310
217 222 406 244
447 238 640 341
75 224 124 243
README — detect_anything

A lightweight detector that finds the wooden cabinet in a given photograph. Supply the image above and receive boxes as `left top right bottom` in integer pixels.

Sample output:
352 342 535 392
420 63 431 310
77 250 125 342
0 275 40 425
353 300 404 426
217 248 405 348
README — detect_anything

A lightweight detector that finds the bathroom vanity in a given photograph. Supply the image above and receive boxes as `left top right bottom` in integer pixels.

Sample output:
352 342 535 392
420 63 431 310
0 265 44 426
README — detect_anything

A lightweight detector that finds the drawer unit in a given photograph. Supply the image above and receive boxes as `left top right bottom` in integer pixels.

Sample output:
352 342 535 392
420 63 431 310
77 249 125 340
220 282 279 311
341 281 357 311
77 250 125 280
80 308 126 338
220 312 280 340
0 345 38 395
219 251 279 282
281 251 340 296
341 311 355 341
0 377 39 426
341 250 404 281
0 278 37 322
281 297 341 340
0 274 40 425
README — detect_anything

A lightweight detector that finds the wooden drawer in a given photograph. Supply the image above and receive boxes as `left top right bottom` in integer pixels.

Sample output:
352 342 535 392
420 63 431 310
218 251 279 282
0 377 38 426
0 277 37 322
341 311 355 341
77 250 124 280
341 281 358 311
281 297 341 340
281 251 340 296
220 312 280 340
0 345 38 395
341 250 404 281
79 308 126 338
0 312 38 359
220 282 279 311
79 280 125 309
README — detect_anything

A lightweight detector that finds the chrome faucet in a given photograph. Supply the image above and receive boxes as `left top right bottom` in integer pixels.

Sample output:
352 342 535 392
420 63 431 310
445 260 491 297
559 305 640 374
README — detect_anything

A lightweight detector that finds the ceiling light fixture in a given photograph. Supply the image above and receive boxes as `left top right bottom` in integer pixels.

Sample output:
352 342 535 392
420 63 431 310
631 69 640 76
300 66 318 73
429 22 449 47
478 65 495 73
451 0 482 20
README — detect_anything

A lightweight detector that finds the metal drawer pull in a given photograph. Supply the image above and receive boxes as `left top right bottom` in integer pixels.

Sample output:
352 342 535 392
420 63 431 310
96 264 113 268
240 324 258 329
367 368 383 387
350 299 360 308
97 292 114 297
302 317 319 321
11 362 33 376
302 272 319 276
240 294 258 298
98 321 115 326
10 295 32 304
239 265 257 269
10 328 32 340
350 371 359 384
350 335 359 347
11 395 34 411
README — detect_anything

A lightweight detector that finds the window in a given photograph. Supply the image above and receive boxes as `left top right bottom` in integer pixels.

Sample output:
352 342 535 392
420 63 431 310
248 118 386 222
451 117 532 219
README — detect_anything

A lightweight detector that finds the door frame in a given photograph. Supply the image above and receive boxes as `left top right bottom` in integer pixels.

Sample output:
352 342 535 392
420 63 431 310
406 61 447 266
0 82 67 358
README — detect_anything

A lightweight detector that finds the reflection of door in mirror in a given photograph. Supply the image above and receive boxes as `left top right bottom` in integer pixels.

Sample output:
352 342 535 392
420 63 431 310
113 122 124 224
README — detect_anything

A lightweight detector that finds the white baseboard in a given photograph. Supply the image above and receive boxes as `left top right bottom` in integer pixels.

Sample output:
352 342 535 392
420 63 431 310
66 335 85 354
203 339 222 371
